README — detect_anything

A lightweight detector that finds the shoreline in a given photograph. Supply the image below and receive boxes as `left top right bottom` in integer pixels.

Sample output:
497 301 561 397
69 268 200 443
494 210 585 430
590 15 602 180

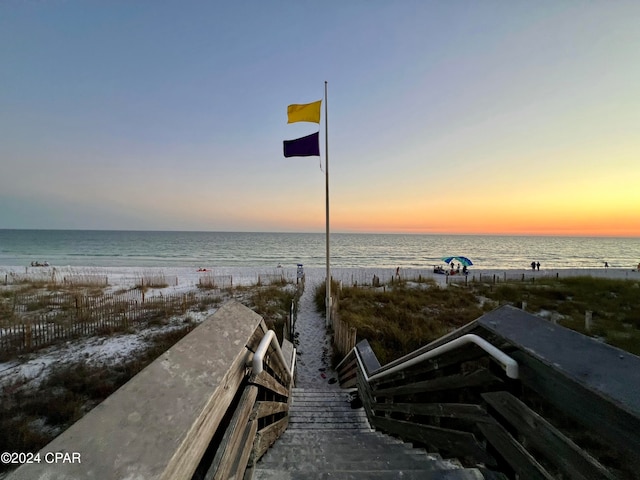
0 265 638 293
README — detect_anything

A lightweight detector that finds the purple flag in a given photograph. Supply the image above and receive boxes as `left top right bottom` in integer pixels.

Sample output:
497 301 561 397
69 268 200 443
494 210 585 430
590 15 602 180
283 132 320 157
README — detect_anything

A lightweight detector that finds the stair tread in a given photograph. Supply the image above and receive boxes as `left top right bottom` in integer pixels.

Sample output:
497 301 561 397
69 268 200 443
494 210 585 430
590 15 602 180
253 388 479 478
253 468 486 479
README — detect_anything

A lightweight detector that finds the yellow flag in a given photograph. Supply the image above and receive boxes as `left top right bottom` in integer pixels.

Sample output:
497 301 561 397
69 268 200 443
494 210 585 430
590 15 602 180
287 100 322 124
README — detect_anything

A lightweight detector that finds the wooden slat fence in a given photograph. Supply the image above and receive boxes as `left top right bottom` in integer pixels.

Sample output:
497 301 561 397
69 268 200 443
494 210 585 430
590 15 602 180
0 291 195 357
2 271 55 285
199 275 233 289
257 274 286 285
62 275 109 286
333 312 357 359
331 269 441 288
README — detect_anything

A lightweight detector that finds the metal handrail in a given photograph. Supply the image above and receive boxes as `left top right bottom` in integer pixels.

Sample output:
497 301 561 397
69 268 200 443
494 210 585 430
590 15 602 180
352 333 519 383
249 329 291 377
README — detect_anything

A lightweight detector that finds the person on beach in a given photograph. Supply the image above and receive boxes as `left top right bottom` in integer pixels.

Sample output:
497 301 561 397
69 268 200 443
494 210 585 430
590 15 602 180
536 262 540 271
531 261 536 271
605 262 609 269
395 267 400 278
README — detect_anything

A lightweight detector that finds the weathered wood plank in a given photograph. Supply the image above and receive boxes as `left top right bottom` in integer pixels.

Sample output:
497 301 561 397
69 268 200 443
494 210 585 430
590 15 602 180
370 320 481 377
263 361 289 387
371 416 493 465
477 421 554 480
357 367 376 421
341 376 357 389
253 400 288 420
281 338 294 372
206 385 258 480
263 342 291 384
248 416 289 466
482 391 616 480
372 402 492 424
337 356 357 378
246 319 269 352
477 305 640 416
355 339 381 376
249 369 289 397
370 343 488 390
511 349 640 474
229 419 257 480
373 368 502 398
9 301 265 480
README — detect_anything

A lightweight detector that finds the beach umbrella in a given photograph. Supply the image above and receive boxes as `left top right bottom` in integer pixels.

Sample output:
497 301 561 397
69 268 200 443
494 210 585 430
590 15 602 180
441 256 473 267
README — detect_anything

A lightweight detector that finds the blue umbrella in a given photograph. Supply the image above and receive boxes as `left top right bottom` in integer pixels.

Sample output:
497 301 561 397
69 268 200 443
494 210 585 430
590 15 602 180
441 256 473 267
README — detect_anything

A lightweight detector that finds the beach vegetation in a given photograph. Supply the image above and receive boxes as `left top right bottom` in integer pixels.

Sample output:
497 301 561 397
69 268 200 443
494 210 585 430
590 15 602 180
313 279 341 313
326 280 484 365
472 276 640 355
328 276 640 363
245 283 298 343
197 293 223 311
0 284 213 360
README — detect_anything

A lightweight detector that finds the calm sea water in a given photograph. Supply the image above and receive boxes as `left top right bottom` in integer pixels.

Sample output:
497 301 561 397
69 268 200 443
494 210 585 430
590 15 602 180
0 230 638 270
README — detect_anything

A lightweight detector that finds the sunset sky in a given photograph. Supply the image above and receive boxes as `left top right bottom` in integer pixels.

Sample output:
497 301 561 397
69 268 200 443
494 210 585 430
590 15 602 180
2 1 639 236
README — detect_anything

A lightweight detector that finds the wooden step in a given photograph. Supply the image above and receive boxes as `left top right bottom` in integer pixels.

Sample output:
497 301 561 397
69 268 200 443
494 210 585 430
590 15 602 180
252 388 486 479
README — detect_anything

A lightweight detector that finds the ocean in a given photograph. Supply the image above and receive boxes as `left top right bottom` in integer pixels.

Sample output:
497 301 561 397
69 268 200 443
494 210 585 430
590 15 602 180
0 230 638 270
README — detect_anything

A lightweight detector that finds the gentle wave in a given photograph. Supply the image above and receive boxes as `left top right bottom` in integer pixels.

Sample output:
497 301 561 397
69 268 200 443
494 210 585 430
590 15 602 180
0 230 638 270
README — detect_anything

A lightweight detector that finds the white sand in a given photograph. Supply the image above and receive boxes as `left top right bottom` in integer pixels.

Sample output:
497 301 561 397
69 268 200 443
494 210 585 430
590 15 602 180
293 273 340 388
1 265 637 391
1 264 637 292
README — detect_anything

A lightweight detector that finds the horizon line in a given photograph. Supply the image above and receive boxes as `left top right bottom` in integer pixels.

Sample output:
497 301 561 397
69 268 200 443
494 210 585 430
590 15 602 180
0 228 638 239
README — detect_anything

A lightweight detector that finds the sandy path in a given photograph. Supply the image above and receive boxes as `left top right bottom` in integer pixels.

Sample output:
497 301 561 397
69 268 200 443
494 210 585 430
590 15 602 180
293 274 340 389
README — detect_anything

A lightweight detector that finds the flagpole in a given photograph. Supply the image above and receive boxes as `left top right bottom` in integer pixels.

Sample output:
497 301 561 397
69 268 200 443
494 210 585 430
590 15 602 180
324 80 331 328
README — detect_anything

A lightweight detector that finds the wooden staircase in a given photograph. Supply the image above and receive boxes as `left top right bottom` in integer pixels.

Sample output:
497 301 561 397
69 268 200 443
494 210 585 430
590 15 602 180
251 388 499 479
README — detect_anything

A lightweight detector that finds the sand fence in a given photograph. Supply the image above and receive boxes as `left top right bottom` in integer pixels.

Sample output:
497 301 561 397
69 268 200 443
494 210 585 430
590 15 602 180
0 289 199 358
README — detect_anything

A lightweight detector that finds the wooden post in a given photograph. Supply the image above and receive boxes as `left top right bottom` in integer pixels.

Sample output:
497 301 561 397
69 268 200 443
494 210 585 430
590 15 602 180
585 311 593 332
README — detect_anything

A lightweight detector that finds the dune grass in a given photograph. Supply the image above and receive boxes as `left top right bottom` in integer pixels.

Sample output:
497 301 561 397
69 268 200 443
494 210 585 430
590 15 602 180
473 276 640 355
241 282 299 343
326 276 640 363
319 280 486 364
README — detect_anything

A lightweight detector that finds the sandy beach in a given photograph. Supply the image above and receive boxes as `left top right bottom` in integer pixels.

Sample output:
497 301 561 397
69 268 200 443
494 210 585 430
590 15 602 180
1 264 638 292
1 264 637 391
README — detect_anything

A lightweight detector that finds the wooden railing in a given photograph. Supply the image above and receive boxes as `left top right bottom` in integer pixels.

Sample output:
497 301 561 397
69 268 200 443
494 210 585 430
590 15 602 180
8 301 295 480
336 305 640 479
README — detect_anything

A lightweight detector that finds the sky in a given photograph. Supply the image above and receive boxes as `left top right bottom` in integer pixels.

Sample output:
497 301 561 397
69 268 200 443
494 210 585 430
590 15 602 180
1 1 639 236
